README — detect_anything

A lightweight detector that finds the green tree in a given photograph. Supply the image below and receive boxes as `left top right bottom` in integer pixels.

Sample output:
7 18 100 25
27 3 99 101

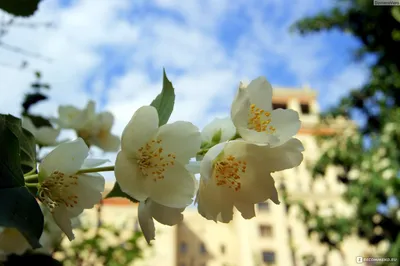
288 0 400 264
54 203 144 266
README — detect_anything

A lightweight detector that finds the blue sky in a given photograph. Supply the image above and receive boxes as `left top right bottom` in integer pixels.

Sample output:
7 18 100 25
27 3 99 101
0 0 370 129
0 0 373 173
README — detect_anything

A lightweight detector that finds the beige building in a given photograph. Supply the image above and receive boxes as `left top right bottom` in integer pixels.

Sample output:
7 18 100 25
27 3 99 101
73 86 379 266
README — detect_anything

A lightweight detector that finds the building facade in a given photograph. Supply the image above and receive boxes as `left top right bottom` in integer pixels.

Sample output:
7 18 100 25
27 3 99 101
72 86 377 266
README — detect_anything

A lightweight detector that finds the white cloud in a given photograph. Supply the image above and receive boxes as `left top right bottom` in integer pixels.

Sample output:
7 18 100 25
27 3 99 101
0 0 140 117
0 0 369 182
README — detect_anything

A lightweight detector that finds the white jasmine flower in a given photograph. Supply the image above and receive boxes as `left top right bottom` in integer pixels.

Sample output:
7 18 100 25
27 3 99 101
57 101 120 151
22 116 60 146
37 138 106 240
57 101 95 129
115 106 201 209
77 111 120 152
196 138 304 222
231 77 301 147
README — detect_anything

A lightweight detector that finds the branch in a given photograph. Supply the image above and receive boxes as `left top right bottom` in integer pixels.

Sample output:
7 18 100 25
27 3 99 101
0 41 52 62
7 21 53 29
0 60 28 70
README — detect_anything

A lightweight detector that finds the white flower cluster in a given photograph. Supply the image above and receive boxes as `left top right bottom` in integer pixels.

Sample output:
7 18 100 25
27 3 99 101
116 76 304 243
0 76 304 253
22 100 120 151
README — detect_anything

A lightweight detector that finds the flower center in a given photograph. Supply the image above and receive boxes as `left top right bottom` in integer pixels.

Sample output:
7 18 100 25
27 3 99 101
248 103 276 133
78 129 91 142
213 155 247 191
97 128 109 142
38 170 79 212
137 138 176 181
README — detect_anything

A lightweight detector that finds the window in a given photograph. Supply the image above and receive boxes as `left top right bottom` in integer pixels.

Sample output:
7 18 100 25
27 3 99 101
257 202 269 211
220 244 226 254
199 242 207 254
179 242 188 254
272 103 287 109
262 251 276 263
300 103 310 114
259 225 273 237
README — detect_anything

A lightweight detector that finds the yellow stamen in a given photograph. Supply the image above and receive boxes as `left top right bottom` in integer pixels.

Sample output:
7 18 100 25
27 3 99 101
213 155 247 191
137 138 176 181
248 104 276 134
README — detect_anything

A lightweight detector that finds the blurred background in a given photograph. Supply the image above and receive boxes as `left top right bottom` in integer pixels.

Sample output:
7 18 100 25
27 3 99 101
0 0 399 265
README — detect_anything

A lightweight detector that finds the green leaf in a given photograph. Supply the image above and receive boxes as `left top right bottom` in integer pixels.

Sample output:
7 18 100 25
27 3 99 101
105 182 139 203
211 129 222 144
0 187 44 249
0 122 24 188
34 71 41 79
25 114 52 128
1 115 36 174
150 68 176 126
22 92 48 115
0 0 41 17
392 7 400 23
392 29 400 41
0 115 42 248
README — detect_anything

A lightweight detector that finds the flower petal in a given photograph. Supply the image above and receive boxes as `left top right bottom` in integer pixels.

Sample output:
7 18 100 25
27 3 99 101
57 105 81 128
237 127 280 145
269 109 301 147
185 160 201 174
146 163 196 208
0 228 30 255
231 86 251 129
216 199 234 223
234 201 256 219
121 106 159 157
200 142 226 182
97 112 114 131
52 205 74 241
196 178 234 222
36 127 61 146
138 201 155 244
246 76 273 111
264 138 304 171
97 133 120 152
72 173 105 210
39 205 63 253
115 151 148 201
155 121 201 163
201 117 236 143
196 179 220 221
39 138 88 182
81 158 109 169
223 141 280 204
148 199 184 226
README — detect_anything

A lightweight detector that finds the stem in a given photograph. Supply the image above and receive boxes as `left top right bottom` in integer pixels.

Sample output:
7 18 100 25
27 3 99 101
77 166 114 174
24 174 38 181
25 183 38 188
24 168 37 176
23 166 115 181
